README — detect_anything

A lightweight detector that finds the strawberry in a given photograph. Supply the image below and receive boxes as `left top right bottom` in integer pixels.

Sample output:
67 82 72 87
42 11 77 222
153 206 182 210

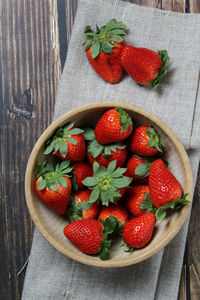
125 155 150 183
95 108 133 144
123 213 155 249
67 190 99 222
125 185 150 217
98 203 128 226
64 216 120 259
82 160 132 206
87 148 127 168
72 162 93 191
149 159 189 210
84 127 127 168
121 46 170 89
83 19 127 83
44 122 86 162
129 126 164 156
35 161 72 215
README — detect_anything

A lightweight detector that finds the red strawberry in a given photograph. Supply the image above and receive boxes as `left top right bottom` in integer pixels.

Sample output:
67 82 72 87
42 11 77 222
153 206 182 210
95 108 133 144
121 46 169 89
64 216 119 259
149 159 183 208
83 19 127 83
44 122 86 162
87 147 127 168
123 213 155 249
72 190 99 220
64 219 104 255
125 155 150 183
83 127 127 168
125 186 150 217
129 126 164 156
35 161 72 215
72 162 93 191
98 203 128 226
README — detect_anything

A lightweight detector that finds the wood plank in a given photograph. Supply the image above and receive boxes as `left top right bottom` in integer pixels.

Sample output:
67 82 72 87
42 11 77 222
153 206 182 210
189 0 200 12
0 1 61 299
187 168 200 300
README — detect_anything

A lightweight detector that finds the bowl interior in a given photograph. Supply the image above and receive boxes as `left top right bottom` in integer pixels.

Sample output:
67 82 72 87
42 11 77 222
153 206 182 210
25 103 193 267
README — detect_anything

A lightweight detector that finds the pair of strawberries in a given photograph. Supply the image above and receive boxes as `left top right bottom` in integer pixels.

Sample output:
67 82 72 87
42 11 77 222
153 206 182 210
35 107 189 259
83 19 170 88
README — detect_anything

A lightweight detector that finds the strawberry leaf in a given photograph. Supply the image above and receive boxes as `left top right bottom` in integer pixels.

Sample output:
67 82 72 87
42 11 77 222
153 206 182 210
66 136 77 145
57 177 67 187
59 140 68 157
37 179 47 190
67 128 84 135
152 50 170 89
102 43 113 54
146 126 164 153
83 19 126 58
91 40 101 58
82 177 98 187
135 162 151 178
155 207 167 221
99 247 110 260
115 107 133 132
90 188 100 203
83 128 95 141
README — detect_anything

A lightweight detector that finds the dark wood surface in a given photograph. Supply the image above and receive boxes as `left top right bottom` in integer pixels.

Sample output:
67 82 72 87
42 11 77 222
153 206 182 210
0 1 199 299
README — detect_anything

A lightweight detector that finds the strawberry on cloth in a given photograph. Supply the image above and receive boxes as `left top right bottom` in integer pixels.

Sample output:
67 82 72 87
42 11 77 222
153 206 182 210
121 46 170 89
83 19 126 83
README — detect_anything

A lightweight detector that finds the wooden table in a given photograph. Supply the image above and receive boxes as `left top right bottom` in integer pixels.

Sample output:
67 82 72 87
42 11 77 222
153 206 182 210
1 1 200 299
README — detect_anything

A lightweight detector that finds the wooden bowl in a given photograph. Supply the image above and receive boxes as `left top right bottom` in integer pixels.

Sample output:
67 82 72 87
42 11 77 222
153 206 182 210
25 101 193 267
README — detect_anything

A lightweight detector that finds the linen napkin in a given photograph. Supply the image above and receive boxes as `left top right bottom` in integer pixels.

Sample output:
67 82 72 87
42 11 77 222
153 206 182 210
22 0 200 299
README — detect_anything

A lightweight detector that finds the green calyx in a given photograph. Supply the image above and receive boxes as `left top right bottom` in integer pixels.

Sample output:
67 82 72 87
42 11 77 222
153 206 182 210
116 107 133 132
82 19 127 59
154 193 190 221
36 160 73 191
83 127 126 158
146 126 165 153
44 122 84 158
82 160 132 206
152 50 170 89
99 216 120 260
140 193 190 221
135 160 151 178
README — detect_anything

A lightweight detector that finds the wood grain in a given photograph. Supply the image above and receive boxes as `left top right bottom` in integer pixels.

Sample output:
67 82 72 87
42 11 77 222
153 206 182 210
0 0 60 299
0 0 200 299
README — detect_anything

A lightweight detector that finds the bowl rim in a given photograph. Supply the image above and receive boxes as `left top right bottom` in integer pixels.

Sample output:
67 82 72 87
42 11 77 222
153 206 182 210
25 101 193 268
